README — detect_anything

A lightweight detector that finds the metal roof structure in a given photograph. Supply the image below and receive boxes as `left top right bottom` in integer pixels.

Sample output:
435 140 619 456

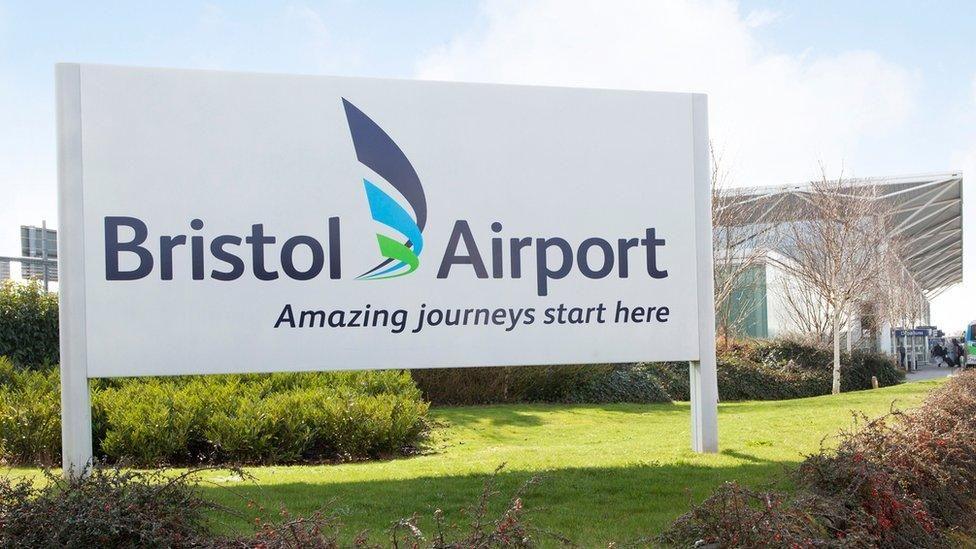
718 172 964 299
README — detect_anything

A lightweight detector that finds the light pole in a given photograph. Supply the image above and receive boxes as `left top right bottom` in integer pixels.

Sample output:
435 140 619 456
41 220 49 292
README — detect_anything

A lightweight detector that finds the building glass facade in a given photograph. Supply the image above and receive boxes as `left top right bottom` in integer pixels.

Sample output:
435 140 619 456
20 225 58 281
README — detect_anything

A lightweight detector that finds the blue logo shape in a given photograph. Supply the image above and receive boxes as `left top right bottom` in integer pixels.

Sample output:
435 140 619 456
342 99 427 279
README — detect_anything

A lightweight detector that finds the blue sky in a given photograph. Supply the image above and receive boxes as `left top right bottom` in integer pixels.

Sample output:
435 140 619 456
1 0 973 328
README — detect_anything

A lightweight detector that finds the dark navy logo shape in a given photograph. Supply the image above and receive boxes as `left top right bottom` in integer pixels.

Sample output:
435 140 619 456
342 99 427 279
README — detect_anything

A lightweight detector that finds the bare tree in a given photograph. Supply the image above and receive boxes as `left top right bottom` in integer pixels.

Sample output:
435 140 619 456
775 263 832 340
873 249 922 330
711 148 783 344
767 170 896 394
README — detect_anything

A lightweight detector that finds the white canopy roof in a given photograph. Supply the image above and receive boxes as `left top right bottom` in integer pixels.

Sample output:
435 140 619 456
720 172 964 298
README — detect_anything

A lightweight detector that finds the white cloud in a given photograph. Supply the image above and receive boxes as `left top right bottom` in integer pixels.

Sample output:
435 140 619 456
415 0 918 187
744 8 780 28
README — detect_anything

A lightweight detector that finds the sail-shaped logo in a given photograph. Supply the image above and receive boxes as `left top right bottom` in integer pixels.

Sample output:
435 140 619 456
342 99 427 279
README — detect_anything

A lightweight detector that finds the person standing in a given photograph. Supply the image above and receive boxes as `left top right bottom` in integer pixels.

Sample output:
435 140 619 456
951 339 964 368
931 342 948 367
947 339 959 367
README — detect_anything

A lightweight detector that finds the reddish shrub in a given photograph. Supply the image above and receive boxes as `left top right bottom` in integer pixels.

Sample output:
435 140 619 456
661 371 976 548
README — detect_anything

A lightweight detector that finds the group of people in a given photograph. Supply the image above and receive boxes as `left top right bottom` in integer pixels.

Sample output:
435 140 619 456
931 339 966 368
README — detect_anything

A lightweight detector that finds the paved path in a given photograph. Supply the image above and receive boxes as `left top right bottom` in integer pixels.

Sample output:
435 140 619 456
905 364 962 382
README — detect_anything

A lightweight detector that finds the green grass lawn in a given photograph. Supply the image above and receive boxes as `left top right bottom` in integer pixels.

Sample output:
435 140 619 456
3 380 943 546
202 380 942 546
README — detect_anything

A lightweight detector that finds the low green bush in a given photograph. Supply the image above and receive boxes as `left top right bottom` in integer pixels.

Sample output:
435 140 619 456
642 362 690 401
744 338 905 391
0 357 61 464
96 380 206 465
844 348 905 389
643 338 904 401
414 339 903 406
0 281 59 370
743 337 833 371
411 364 671 406
713 354 828 401
0 367 428 467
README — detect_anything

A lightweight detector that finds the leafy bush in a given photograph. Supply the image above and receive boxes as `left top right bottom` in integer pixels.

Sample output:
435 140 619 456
714 353 830 401
411 364 671 406
0 356 61 464
746 337 905 392
645 338 904 401
0 368 429 467
844 348 905 390
0 465 217 548
96 379 206 465
569 364 672 404
660 371 976 547
415 339 902 406
0 280 59 369
744 337 833 371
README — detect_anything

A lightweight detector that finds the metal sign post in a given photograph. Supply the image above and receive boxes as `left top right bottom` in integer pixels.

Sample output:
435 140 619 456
41 220 49 292
57 64 93 477
690 95 719 453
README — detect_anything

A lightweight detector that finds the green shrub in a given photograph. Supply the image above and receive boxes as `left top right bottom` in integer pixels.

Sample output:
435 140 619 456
410 367 514 405
642 362 691 401
644 339 904 401
96 380 206 465
569 364 672 404
843 349 904 390
411 364 671 406
414 339 903 406
744 338 905 391
0 357 61 464
0 280 59 369
0 368 428 467
713 354 829 401
744 337 833 371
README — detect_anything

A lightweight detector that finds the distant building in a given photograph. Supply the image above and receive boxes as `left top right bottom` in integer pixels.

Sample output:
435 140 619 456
0 259 9 280
20 225 58 281
718 172 963 364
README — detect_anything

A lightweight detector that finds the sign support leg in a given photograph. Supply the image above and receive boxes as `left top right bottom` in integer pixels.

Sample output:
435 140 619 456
60 365 92 478
689 359 718 452
690 94 719 453
57 63 93 478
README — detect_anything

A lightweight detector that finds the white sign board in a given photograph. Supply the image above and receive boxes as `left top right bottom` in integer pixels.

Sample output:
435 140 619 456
56 64 718 471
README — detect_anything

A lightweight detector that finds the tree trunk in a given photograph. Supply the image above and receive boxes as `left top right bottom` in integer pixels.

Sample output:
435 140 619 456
832 312 841 394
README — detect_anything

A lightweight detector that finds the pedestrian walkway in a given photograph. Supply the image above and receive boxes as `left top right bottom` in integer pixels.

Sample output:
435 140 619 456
905 364 963 382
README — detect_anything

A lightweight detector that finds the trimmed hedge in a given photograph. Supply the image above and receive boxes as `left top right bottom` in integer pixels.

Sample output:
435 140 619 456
414 339 903 406
0 358 429 466
645 338 904 401
0 362 61 464
411 364 672 406
0 281 59 370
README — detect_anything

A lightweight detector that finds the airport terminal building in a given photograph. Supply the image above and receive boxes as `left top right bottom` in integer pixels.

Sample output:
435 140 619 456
719 173 964 364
